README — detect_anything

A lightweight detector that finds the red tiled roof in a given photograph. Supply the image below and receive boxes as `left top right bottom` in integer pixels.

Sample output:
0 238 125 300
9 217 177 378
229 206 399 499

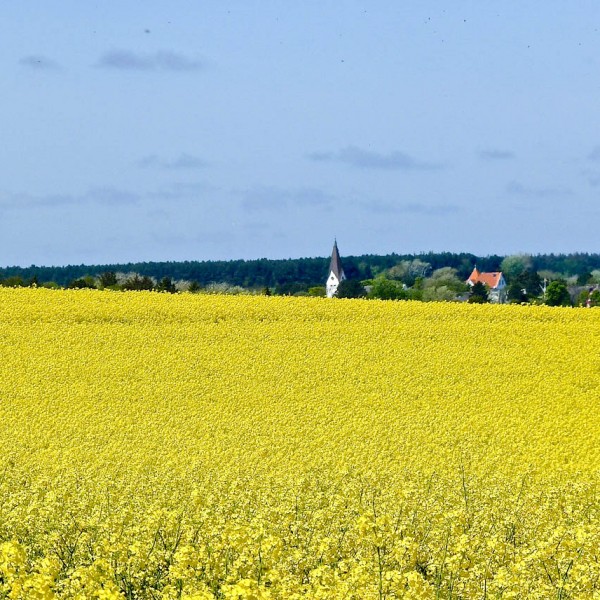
467 268 504 289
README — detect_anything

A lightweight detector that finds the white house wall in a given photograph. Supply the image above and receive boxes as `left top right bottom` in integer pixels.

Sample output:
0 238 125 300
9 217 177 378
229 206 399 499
326 272 339 298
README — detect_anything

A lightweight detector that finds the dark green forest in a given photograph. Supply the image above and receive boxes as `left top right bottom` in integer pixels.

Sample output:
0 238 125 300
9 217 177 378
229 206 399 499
1 252 600 291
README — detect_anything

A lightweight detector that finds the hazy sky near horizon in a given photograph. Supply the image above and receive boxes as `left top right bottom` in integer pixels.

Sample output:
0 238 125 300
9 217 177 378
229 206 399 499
2 1 600 267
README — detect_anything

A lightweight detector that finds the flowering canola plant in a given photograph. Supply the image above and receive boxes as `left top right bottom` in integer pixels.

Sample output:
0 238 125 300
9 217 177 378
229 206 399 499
0 287 598 599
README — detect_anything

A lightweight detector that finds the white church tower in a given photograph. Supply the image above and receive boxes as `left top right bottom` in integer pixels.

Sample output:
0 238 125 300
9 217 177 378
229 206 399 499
326 240 346 298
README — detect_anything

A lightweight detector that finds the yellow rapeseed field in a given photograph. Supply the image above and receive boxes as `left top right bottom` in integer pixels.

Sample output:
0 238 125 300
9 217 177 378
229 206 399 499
0 287 598 599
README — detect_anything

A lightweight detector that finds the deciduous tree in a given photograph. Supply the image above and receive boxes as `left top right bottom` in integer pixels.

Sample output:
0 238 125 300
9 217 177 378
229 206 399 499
368 276 406 300
335 279 366 299
545 280 571 307
501 254 532 281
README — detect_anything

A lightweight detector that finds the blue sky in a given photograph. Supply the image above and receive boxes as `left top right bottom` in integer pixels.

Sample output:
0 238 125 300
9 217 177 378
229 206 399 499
2 1 600 266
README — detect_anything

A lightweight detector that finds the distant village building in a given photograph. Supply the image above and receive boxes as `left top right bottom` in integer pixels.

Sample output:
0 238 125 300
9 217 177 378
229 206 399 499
326 240 346 298
466 267 507 303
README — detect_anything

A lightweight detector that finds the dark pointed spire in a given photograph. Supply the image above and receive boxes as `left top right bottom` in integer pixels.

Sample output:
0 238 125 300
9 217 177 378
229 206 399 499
329 240 344 280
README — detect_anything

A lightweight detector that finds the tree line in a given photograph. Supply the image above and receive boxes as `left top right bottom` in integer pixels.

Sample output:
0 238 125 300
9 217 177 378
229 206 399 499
0 252 501 289
1 252 599 306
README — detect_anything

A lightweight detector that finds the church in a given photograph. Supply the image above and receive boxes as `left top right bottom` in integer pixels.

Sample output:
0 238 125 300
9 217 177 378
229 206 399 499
326 240 346 298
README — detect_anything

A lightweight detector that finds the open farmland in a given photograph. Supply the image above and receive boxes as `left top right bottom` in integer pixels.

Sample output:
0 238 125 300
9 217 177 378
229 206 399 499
0 288 599 599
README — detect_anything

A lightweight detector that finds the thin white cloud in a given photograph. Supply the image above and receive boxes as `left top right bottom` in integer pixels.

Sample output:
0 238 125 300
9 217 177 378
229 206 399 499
147 181 215 200
241 186 333 211
358 200 460 215
0 182 224 214
308 145 442 170
507 181 573 198
85 187 140 206
0 187 140 211
97 50 204 72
